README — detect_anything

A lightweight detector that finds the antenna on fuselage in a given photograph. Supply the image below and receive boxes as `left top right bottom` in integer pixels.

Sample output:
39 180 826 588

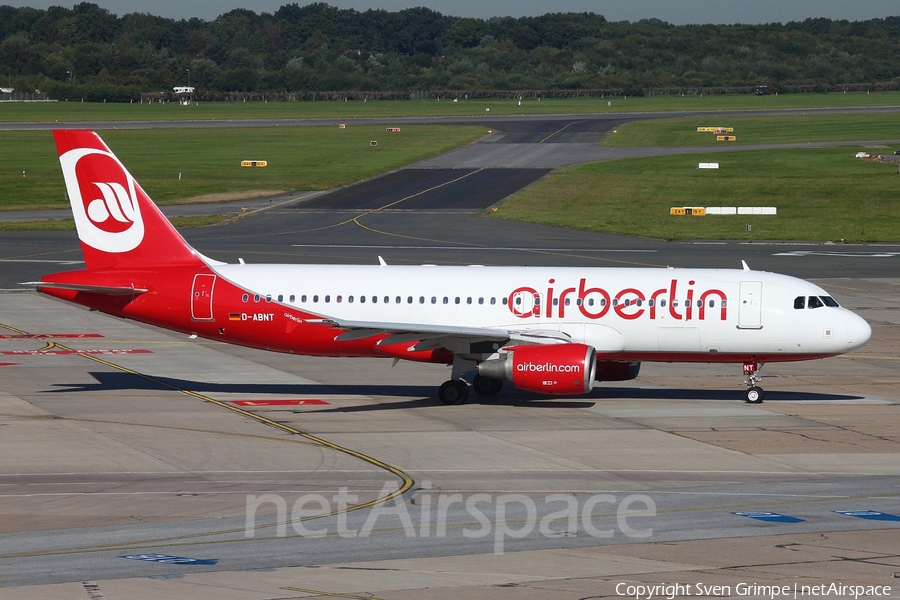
742 260 750 271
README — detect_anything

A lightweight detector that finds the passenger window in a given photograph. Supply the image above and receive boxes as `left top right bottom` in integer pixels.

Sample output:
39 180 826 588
301 295 306 303
407 296 412 304
577 298 583 306
443 297 449 304
721 300 726 308
325 295 330 303
672 300 679 307
794 296 805 309
491 298 496 305
601 298 607 306
821 296 839 307
289 295 295 303
612 299 618 307
467 297 472 304
277 295 283 302
553 298 559 306
534 297 541 306
808 296 823 309
360 296 365 303
336 295 342 303
660 299 667 307
242 294 249 302
265 295 272 303
431 297 437 304
478 298 484 305
502 297 508 305
455 297 460 304
313 295 319 303
418 296 424 304
349 296 355 303
648 299 654 307
709 300 715 308
565 298 571 306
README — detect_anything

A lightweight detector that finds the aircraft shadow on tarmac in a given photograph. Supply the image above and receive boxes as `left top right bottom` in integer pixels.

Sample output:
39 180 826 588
46 372 864 410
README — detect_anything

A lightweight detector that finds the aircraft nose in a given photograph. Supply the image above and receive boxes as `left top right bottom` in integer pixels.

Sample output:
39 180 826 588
845 311 872 349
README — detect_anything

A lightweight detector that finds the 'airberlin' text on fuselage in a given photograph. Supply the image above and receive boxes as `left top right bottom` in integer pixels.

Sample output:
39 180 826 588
507 278 728 321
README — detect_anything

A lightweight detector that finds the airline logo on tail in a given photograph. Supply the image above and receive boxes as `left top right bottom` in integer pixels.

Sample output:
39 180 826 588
59 147 144 253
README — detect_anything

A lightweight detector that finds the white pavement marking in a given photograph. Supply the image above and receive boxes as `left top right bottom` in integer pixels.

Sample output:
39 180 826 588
774 251 900 257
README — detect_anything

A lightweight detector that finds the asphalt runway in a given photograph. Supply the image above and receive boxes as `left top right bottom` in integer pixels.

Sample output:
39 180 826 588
299 168 551 210
0 109 899 597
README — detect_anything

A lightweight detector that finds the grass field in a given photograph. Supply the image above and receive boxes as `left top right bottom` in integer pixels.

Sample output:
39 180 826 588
604 112 900 147
493 147 900 242
0 125 486 210
4 93 900 241
2 91 900 122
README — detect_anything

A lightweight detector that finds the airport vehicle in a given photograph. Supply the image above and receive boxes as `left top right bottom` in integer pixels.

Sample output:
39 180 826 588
31 130 871 404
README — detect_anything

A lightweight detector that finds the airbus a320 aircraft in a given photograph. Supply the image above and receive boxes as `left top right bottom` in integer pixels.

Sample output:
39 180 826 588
30 130 871 404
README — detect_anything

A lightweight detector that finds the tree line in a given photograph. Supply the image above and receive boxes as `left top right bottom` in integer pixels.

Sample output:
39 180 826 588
2 2 899 102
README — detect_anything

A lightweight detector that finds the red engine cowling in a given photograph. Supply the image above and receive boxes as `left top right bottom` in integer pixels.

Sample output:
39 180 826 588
477 344 597 395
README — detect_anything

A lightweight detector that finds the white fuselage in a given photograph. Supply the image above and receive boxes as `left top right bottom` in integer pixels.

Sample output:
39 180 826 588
211 264 871 361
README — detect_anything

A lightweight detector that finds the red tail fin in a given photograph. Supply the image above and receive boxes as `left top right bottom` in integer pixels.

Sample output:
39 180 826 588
54 130 203 270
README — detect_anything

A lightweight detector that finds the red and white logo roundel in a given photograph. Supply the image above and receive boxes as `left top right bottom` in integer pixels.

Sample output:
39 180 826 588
59 147 144 253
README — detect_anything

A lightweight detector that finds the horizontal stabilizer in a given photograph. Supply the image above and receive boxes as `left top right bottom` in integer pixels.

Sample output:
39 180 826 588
21 281 148 296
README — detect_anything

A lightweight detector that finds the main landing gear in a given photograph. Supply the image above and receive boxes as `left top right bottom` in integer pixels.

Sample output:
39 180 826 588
438 356 504 405
473 374 503 396
438 380 469 405
437 375 504 405
743 361 765 403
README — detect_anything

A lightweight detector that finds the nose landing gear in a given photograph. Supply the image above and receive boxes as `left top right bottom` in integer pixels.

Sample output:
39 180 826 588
743 361 765 403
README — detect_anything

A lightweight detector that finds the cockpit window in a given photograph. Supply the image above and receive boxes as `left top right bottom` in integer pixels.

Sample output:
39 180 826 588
820 296 839 307
807 296 823 309
794 296 805 309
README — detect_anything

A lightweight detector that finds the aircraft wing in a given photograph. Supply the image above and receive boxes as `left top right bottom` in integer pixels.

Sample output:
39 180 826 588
322 319 510 342
316 318 573 353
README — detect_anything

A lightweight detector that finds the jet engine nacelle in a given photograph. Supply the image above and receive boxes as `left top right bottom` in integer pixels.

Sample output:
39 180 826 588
595 360 641 382
477 343 597 395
